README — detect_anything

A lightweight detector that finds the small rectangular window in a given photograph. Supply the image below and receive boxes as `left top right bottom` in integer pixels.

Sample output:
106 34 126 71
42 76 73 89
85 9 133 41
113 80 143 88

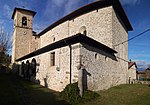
50 52 55 66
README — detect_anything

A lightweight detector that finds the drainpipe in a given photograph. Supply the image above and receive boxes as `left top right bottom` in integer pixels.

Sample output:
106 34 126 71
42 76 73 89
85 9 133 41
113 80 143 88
69 45 72 84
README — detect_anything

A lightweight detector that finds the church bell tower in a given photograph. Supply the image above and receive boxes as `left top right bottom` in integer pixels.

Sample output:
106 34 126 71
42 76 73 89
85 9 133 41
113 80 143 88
11 8 36 63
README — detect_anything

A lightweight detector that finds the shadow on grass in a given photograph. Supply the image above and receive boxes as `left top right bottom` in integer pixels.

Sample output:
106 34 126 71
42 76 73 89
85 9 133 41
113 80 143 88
17 76 71 105
0 73 70 105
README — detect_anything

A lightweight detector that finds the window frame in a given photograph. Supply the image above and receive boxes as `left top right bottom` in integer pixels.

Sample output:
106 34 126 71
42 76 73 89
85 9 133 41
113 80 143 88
50 52 55 66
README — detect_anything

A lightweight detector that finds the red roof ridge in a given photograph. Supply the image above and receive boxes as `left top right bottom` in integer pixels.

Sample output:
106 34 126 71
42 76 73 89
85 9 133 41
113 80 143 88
128 62 137 69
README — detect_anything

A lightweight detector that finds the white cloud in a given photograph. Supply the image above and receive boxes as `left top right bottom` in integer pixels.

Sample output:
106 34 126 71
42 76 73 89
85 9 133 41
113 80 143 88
134 60 150 70
121 0 141 6
3 4 11 18
64 0 86 15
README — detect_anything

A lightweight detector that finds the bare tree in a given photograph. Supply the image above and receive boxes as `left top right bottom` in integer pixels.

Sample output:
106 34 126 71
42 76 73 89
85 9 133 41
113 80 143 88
0 27 12 53
0 27 12 67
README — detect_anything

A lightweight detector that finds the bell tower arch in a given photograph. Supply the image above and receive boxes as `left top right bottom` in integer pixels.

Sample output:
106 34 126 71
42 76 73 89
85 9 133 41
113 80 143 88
11 8 36 63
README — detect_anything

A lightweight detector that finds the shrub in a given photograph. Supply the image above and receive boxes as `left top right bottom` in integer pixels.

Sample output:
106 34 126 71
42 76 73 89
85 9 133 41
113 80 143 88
60 82 81 105
147 78 150 81
142 78 150 81
82 90 99 101
60 82 99 105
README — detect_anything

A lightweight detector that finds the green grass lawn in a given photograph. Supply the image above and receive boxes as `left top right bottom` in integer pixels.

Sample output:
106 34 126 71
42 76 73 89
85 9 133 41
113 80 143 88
81 84 150 105
0 73 150 105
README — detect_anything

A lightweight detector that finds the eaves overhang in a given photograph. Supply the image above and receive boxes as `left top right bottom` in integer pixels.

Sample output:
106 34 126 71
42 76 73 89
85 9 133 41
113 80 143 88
16 34 117 61
11 7 36 19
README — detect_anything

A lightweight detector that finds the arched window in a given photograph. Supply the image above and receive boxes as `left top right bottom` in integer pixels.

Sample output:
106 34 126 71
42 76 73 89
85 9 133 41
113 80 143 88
21 62 25 76
31 58 36 76
79 26 87 36
22 16 27 26
26 60 30 79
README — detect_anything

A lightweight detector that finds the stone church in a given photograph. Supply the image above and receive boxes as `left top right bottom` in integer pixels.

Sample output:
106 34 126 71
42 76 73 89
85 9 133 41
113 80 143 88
11 0 132 92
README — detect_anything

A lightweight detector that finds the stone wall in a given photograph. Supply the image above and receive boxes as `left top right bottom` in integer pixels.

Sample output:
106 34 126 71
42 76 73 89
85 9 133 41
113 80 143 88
128 66 136 84
12 10 34 63
40 6 113 48
30 35 40 53
36 43 80 91
80 44 127 91
16 5 128 92
36 6 115 91
69 6 113 48
40 21 69 48
35 6 128 91
112 8 128 84
80 44 113 90
14 28 32 59
78 7 128 91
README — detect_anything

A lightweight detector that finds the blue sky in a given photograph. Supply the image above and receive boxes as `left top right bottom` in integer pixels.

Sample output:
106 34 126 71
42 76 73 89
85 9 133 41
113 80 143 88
0 0 150 70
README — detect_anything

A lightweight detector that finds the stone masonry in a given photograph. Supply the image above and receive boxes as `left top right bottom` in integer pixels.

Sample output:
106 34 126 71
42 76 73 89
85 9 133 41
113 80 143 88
12 0 132 92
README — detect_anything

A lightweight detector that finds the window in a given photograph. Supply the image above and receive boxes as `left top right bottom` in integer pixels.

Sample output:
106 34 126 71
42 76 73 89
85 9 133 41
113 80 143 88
50 52 55 66
22 16 27 26
53 37 55 42
26 60 30 77
21 62 25 76
31 58 36 76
